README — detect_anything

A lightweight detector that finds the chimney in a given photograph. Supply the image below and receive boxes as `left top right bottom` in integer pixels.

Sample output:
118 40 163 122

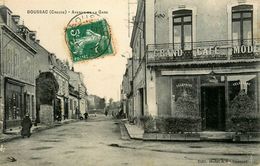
12 15 20 24
0 6 12 26
29 31 36 41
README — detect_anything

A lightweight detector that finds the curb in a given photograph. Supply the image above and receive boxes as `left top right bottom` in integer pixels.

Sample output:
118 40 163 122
0 120 78 143
120 121 143 140
118 121 131 140
120 122 260 156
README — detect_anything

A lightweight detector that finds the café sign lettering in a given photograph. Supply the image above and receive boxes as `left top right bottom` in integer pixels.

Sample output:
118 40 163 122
176 83 192 88
153 44 260 57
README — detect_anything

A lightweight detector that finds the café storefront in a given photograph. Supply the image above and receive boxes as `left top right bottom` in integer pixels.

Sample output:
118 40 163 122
147 39 260 132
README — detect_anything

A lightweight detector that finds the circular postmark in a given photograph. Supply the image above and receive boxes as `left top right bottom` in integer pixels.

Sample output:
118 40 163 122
65 12 113 62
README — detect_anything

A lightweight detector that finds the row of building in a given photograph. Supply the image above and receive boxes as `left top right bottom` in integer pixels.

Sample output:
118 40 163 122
121 0 260 133
0 5 88 133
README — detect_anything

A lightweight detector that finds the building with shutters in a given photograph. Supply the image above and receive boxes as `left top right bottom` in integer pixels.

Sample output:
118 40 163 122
0 6 37 132
129 0 260 137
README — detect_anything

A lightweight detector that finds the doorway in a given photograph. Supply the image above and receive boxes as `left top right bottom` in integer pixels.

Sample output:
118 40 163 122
201 86 225 131
139 88 144 116
54 98 61 121
64 98 69 119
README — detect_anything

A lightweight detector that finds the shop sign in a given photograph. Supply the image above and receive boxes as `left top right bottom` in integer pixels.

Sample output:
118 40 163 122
152 44 260 58
232 82 251 86
176 83 192 88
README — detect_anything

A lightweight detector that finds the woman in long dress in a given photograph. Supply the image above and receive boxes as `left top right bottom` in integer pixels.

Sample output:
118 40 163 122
21 115 32 138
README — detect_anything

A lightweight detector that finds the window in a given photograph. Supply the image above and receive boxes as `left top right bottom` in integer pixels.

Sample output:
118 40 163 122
26 94 30 115
139 34 142 62
232 5 253 45
31 95 35 119
172 10 192 51
227 74 258 113
171 77 199 117
74 101 77 110
6 11 11 26
70 99 73 110
6 91 22 120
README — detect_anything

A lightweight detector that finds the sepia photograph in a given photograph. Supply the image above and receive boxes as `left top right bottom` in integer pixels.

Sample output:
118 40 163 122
0 0 259 165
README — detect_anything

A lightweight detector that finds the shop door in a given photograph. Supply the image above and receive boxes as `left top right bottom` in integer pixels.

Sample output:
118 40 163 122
54 98 61 121
64 98 69 119
201 86 225 131
139 88 144 116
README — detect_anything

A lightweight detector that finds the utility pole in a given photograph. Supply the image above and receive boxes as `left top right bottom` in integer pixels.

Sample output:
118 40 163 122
128 0 130 37
78 83 80 119
128 0 137 37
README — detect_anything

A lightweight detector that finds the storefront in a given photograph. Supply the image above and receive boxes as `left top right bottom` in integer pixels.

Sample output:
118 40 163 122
146 36 260 132
4 78 35 131
154 66 259 131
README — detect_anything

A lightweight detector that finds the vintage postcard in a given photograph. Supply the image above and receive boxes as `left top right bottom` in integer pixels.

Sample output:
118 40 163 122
0 0 259 165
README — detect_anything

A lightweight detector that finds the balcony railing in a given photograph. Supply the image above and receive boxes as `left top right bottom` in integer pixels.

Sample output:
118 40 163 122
146 39 260 64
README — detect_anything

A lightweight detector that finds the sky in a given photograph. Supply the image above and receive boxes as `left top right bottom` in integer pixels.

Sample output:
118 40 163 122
4 0 137 101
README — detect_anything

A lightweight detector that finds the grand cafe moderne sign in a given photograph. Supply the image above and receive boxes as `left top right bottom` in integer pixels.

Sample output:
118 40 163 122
152 43 260 58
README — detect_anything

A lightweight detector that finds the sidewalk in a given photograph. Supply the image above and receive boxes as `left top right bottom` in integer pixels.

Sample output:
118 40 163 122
0 119 77 143
121 121 260 156
124 123 143 140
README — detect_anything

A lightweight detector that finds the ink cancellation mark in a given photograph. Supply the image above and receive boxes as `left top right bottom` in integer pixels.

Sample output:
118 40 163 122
65 13 113 62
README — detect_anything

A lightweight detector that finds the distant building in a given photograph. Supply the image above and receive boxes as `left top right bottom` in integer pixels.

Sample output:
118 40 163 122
49 55 69 121
68 68 88 118
33 37 52 123
87 95 105 113
68 84 79 119
121 58 133 118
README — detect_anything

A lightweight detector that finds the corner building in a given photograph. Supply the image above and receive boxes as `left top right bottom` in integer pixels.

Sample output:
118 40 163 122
131 0 260 132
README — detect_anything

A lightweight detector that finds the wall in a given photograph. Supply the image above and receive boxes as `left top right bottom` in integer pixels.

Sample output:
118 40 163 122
33 43 50 75
154 0 260 44
0 26 36 130
69 95 78 119
156 73 171 116
1 30 36 84
133 62 145 117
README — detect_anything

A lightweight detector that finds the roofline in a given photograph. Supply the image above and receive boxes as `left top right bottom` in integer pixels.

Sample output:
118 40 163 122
0 5 12 13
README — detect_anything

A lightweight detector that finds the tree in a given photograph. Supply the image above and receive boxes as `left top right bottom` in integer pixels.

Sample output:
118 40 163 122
109 98 113 106
36 72 59 105
99 98 106 109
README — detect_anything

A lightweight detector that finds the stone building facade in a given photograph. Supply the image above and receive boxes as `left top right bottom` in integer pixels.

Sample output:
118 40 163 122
68 69 87 118
49 55 69 121
0 5 88 133
0 6 37 132
129 0 260 133
121 58 133 119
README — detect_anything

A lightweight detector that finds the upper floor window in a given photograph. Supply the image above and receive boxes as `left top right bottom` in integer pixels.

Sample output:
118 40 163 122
232 5 253 45
6 11 11 26
172 10 192 50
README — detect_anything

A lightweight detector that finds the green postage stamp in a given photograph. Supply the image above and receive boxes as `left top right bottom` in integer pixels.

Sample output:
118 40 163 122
65 15 113 62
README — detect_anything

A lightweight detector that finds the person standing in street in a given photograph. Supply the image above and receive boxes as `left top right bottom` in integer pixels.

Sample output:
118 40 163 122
21 114 32 138
75 106 79 119
104 106 109 116
84 112 88 120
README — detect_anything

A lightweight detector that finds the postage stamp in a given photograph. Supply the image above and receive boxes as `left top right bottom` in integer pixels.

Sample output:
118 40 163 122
65 13 114 62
